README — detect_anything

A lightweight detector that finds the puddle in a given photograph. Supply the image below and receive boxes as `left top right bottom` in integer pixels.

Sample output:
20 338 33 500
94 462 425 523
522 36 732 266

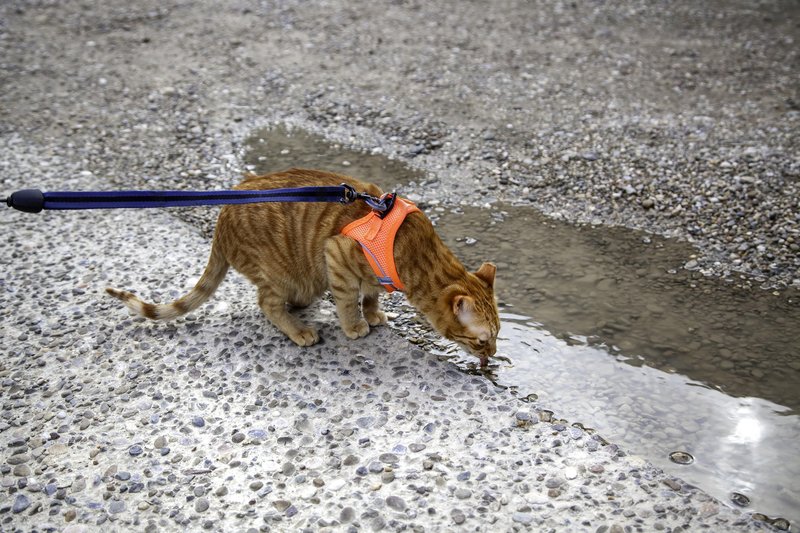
432 206 800 412
243 125 799 528
430 206 800 528
243 125 425 191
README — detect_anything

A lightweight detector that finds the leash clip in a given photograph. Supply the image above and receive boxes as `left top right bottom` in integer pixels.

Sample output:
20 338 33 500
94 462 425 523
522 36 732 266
340 183 394 216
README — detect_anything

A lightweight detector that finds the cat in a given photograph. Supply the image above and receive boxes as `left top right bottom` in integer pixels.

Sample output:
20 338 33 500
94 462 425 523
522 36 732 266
106 168 500 364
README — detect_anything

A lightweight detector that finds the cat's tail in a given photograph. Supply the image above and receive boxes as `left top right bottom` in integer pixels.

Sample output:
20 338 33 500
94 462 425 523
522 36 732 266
105 243 229 321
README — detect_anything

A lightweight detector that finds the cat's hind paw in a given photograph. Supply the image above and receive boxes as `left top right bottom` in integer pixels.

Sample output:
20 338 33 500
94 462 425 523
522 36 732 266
365 310 388 327
288 327 320 347
343 319 370 340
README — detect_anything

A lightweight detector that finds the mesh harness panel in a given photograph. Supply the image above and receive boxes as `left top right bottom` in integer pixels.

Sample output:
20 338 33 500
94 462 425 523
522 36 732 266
340 197 420 292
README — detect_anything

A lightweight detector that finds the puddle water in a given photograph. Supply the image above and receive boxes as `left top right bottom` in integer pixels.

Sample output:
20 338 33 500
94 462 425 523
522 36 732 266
431 206 800 528
243 125 425 190
243 126 799 529
432 207 800 412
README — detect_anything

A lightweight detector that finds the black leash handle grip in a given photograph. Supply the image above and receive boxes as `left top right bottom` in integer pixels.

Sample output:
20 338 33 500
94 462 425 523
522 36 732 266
6 189 44 213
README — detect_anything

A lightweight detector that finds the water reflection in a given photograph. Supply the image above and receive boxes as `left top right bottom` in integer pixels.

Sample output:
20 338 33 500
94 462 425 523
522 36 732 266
730 411 763 445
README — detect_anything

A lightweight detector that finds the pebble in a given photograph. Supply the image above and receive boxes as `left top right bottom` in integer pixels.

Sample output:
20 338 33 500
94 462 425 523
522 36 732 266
72 478 86 492
195 498 209 512
386 495 406 511
128 445 143 456
13 464 31 477
513 512 534 525
192 416 206 428
356 416 375 428
12 494 30 513
108 500 125 514
545 477 563 489
454 488 472 499
340 506 355 522
273 500 291 512
7 454 30 465
328 479 346 491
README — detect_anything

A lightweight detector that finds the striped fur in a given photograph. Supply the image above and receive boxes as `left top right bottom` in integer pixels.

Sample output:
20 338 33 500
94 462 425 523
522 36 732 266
106 169 499 361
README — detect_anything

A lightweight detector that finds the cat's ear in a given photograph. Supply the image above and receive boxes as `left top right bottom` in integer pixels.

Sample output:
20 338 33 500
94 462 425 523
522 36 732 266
452 294 475 319
474 262 496 289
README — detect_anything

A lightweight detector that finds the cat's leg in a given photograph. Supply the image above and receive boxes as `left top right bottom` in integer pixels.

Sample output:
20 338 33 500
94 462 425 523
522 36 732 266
257 285 319 346
324 237 371 339
362 287 388 327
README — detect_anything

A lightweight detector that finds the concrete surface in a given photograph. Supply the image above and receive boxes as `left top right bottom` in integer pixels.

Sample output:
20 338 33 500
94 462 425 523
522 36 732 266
1 0 796 531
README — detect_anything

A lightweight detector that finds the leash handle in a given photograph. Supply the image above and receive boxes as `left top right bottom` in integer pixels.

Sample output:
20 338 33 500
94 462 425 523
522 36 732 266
6 189 44 213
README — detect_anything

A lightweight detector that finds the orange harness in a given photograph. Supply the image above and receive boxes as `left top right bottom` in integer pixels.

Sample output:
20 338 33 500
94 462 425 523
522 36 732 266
341 196 420 292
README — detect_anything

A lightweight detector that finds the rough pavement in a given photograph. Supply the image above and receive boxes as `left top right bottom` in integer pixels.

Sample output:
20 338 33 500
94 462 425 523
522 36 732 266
1 0 795 531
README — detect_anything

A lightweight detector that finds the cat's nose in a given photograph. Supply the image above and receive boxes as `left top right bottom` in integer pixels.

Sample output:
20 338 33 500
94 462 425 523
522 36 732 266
485 341 497 357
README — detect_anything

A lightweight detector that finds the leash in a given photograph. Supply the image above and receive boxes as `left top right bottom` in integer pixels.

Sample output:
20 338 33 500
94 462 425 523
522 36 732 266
4 183 394 214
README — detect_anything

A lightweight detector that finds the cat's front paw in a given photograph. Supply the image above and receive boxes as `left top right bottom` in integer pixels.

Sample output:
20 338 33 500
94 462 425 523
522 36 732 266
289 327 320 347
365 310 388 327
343 319 370 340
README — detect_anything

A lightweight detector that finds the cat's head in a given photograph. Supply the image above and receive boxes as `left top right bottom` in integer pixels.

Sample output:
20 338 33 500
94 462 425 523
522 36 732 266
436 262 500 365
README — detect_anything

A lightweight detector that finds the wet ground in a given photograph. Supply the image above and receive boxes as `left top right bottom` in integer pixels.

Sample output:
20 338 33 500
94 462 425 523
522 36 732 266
245 125 800 528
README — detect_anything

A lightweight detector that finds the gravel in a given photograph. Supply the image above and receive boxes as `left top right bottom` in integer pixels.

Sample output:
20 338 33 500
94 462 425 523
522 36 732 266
0 0 794 531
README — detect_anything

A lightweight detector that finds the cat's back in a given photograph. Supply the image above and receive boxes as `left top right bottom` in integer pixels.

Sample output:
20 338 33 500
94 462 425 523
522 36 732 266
215 168 382 264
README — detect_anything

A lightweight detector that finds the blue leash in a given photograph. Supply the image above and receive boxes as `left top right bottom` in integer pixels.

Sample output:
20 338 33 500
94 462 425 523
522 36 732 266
4 183 394 214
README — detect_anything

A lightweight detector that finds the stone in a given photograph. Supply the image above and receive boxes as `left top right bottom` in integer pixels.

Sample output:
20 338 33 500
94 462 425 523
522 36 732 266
12 494 30 513
386 495 406 511
455 488 472 499
195 498 209 512
513 512 534 525
13 464 31 477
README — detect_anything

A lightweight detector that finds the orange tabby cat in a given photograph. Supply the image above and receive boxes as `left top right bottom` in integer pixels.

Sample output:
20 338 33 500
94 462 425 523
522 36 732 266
106 169 499 363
